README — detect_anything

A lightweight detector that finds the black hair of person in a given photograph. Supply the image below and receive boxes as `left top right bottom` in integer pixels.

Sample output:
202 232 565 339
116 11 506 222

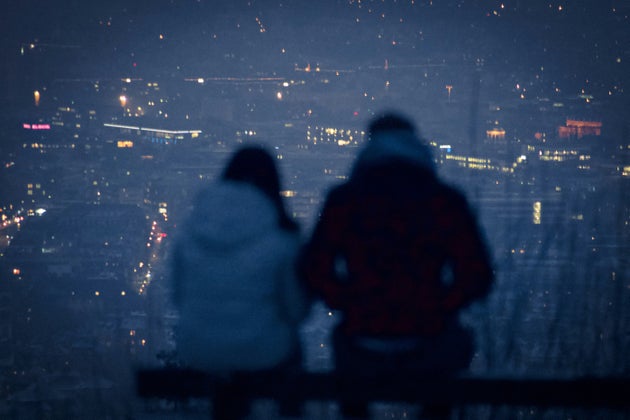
223 146 299 232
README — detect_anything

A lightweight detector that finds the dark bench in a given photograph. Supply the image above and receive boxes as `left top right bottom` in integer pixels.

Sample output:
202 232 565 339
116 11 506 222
136 368 630 418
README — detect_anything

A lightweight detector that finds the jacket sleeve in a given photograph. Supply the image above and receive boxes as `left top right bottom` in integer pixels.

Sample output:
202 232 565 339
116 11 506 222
441 192 494 312
278 236 311 325
299 191 349 309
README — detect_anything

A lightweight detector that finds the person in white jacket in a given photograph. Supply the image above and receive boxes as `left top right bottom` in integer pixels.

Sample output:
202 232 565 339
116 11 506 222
171 146 309 375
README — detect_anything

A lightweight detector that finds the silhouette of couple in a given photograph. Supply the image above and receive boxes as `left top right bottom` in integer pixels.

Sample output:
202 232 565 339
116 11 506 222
171 112 493 419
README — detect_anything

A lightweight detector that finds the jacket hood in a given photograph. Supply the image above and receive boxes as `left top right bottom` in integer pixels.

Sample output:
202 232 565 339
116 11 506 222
184 181 278 249
351 129 435 177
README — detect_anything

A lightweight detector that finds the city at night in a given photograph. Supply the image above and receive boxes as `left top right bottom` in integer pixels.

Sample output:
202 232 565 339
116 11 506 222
0 1 628 419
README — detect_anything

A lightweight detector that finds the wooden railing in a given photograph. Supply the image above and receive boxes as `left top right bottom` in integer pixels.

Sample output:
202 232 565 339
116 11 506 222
136 368 630 418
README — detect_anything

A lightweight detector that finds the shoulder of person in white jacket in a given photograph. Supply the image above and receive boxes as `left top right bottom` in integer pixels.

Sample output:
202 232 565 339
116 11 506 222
171 181 309 372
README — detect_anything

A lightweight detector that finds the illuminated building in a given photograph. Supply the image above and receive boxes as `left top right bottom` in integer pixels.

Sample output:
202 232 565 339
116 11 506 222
444 154 499 171
3 204 149 295
21 117 78 150
306 125 365 146
486 127 506 140
103 123 202 145
557 119 602 139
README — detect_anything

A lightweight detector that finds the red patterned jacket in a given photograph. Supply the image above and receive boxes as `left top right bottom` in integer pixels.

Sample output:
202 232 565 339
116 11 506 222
301 160 493 337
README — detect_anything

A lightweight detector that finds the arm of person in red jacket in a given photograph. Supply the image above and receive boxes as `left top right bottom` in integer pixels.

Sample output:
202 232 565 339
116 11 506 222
441 193 494 312
299 194 349 309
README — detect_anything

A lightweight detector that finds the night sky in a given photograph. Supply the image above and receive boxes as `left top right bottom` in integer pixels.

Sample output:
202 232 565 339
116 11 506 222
3 1 628 91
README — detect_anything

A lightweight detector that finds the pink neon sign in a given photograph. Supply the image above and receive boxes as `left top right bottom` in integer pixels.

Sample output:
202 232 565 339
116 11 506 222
23 123 51 130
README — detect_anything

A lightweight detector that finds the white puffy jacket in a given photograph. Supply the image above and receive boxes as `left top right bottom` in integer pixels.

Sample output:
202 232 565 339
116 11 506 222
171 181 308 372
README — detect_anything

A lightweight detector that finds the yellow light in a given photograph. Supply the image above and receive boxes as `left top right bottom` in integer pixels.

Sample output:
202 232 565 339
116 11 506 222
533 201 542 225
280 190 297 198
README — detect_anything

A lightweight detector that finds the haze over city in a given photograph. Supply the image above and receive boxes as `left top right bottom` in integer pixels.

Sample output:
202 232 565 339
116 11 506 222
0 1 628 418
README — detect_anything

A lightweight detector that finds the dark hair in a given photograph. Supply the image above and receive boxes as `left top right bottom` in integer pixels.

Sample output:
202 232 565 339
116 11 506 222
222 146 299 232
368 112 416 137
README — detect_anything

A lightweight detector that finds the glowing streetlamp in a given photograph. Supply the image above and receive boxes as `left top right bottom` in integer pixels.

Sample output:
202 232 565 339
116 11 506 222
33 90 40 106
445 85 453 102
119 95 127 108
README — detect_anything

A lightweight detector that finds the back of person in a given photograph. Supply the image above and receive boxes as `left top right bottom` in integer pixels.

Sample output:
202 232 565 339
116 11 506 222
172 146 308 373
321 159 489 339
302 112 493 376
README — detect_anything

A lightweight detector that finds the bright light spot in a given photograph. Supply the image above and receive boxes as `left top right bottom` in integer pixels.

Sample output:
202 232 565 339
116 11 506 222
276 91 283 100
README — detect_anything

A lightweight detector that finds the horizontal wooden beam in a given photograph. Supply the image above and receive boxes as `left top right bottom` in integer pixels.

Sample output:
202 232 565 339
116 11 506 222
137 369 630 409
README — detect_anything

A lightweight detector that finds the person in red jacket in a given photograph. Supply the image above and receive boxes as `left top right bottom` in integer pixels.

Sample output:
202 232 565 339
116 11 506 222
301 112 493 418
